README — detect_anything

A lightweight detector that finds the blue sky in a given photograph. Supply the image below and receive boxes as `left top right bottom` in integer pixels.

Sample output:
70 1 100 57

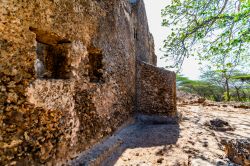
144 0 201 80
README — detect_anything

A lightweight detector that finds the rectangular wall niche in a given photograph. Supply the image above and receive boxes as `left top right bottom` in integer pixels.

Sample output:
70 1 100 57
88 49 104 83
134 28 138 40
35 42 71 79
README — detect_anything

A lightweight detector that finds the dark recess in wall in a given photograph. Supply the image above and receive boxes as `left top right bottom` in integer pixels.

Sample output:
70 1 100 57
134 28 138 40
35 42 71 79
30 27 72 79
88 51 104 83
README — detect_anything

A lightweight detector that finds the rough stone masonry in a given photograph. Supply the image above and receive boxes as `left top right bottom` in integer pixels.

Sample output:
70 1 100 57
0 0 176 165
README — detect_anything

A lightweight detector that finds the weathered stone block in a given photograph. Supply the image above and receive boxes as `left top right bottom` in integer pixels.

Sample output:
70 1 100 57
136 61 177 116
224 139 250 166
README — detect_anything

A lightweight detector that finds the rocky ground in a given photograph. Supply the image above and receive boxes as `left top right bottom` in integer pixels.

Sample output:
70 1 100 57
72 92 250 166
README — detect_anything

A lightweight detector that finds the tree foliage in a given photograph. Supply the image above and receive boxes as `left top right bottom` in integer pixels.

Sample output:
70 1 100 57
177 75 224 101
232 74 250 81
200 69 250 101
161 0 250 69
178 73 250 102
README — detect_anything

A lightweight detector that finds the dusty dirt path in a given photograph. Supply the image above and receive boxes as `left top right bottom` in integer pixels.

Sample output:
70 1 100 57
102 104 250 166
71 102 250 166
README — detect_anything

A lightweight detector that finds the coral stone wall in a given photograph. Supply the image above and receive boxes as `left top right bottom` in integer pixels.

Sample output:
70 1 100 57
137 61 177 116
0 0 175 165
0 0 151 165
132 0 157 65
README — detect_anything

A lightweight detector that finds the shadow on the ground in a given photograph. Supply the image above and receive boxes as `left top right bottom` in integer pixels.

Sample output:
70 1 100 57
101 114 180 165
70 114 180 166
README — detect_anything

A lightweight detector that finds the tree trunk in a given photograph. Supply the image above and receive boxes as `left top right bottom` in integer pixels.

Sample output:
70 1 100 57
225 78 230 101
235 87 241 101
242 90 247 101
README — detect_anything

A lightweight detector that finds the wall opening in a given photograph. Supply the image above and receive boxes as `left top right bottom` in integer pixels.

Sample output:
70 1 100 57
88 50 104 83
30 27 72 79
35 41 71 79
134 28 138 40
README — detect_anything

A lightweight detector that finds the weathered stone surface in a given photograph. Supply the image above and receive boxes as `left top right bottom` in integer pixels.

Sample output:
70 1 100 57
205 118 235 131
224 139 250 166
132 1 157 65
0 0 176 165
136 61 177 116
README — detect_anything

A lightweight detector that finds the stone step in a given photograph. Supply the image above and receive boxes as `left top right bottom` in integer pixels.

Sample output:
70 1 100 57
135 114 178 124
69 118 135 166
69 136 124 166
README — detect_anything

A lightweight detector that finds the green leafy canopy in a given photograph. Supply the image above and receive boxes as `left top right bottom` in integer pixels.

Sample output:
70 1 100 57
161 0 250 69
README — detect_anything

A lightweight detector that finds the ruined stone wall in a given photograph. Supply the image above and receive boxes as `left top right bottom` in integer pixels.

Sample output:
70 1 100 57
0 0 175 165
136 61 177 116
0 0 150 165
132 0 157 65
